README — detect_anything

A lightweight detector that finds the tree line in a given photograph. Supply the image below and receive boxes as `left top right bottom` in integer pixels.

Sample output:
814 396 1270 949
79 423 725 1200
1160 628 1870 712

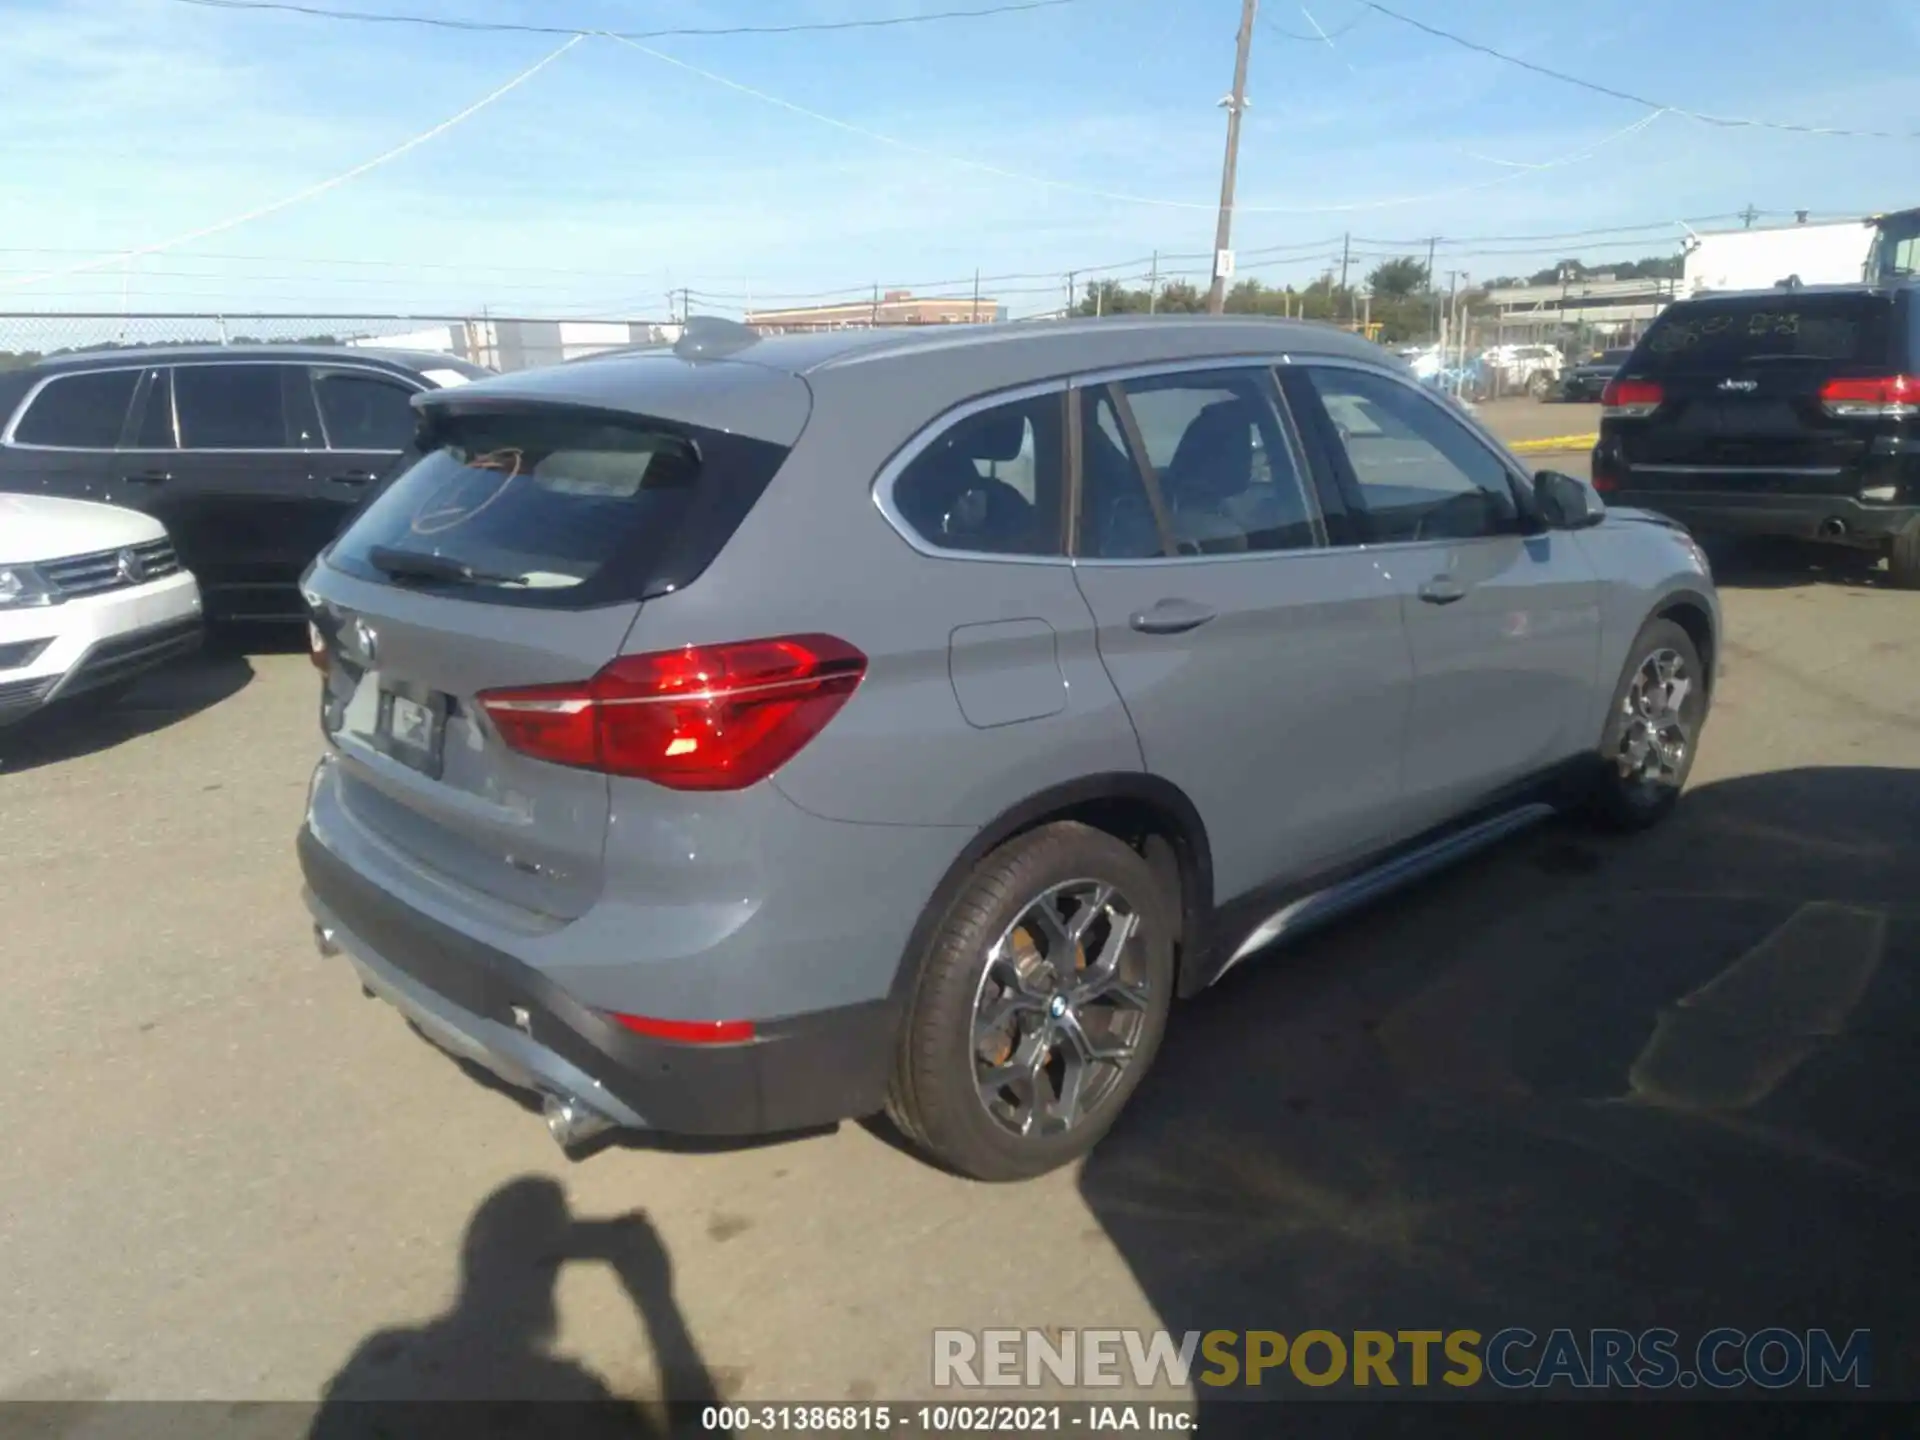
1072 253 1683 343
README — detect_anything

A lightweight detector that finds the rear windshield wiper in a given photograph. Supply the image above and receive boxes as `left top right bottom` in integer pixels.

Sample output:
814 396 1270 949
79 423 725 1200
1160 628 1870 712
367 544 529 588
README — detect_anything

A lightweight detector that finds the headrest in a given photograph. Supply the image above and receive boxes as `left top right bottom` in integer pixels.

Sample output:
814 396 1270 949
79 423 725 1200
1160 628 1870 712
1165 400 1254 502
967 409 1029 463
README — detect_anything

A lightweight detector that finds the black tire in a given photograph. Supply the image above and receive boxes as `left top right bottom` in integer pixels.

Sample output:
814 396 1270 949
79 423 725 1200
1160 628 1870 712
886 822 1175 1182
1585 618 1709 832
1889 518 1920 590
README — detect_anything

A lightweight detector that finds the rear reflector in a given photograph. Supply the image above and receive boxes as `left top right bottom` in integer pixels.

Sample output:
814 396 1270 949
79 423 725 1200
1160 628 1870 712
1820 374 1920 419
1600 378 1664 419
609 1012 756 1044
308 622 329 671
477 634 867 790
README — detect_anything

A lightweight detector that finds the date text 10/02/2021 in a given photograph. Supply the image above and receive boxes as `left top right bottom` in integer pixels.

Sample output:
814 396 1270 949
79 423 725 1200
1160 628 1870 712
700 1406 1194 1433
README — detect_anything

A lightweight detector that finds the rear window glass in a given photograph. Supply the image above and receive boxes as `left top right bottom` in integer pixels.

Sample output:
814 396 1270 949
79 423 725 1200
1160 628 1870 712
325 408 787 608
1638 297 1891 370
13 370 138 447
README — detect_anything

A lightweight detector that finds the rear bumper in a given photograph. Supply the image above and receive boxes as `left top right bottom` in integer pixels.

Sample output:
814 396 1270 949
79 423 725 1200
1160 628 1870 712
298 824 900 1138
1605 489 1918 543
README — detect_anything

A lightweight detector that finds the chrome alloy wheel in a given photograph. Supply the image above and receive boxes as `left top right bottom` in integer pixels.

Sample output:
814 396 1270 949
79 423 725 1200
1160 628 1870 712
970 880 1152 1138
1617 646 1693 787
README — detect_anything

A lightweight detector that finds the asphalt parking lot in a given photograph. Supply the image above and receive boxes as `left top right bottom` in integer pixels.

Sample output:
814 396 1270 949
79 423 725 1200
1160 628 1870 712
3 437 1917 1417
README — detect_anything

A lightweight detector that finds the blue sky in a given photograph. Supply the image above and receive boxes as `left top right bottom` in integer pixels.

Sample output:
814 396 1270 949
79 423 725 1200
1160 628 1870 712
4 0 1918 321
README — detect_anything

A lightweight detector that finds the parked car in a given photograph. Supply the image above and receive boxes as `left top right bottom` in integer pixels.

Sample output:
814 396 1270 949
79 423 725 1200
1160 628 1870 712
0 345 493 623
1561 347 1634 402
298 315 1720 1181
1592 281 1920 587
0 493 203 725
1485 343 1565 398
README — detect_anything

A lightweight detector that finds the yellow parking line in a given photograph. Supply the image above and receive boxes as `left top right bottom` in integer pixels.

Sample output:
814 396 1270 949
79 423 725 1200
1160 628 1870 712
1507 433 1599 453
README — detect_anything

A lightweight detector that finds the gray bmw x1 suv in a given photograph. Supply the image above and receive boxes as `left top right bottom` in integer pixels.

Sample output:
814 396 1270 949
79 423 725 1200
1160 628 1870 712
298 315 1719 1181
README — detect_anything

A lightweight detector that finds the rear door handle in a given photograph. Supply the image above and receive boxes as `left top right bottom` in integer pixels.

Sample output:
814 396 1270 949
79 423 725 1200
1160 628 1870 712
122 469 171 484
1129 598 1217 635
1417 577 1467 605
327 470 379 487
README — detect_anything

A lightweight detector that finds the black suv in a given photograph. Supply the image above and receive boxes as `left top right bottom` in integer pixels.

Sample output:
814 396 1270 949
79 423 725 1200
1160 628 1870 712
0 345 492 621
1561 347 1633 402
1592 282 1920 587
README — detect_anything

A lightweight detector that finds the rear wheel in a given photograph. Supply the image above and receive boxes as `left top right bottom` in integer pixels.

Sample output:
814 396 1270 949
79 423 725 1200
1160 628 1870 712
886 823 1175 1182
1889 518 1920 590
1586 619 1709 832
1528 372 1553 401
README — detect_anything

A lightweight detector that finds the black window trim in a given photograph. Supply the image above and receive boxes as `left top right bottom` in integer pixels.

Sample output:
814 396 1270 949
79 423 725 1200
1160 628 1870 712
1 365 146 452
1282 356 1539 551
1 357 432 455
1066 357 1328 566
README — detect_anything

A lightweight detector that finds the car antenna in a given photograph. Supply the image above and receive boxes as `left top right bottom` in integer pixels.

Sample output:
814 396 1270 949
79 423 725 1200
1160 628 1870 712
673 315 761 360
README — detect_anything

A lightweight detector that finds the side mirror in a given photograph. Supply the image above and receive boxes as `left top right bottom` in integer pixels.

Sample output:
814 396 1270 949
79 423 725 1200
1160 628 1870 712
1533 469 1605 530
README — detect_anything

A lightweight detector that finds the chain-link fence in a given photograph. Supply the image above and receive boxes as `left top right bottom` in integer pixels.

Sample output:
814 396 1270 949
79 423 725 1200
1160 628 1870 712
0 312 678 374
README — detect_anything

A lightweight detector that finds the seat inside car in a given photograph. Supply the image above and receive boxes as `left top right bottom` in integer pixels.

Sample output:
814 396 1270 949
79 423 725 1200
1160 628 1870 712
1161 399 1255 554
895 410 1041 553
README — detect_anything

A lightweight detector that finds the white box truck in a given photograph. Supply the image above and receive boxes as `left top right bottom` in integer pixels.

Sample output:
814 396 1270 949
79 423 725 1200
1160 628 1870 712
1681 219 1878 298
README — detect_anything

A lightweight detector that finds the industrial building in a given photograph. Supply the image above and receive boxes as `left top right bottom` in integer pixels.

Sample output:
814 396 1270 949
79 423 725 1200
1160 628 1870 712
744 289 1005 331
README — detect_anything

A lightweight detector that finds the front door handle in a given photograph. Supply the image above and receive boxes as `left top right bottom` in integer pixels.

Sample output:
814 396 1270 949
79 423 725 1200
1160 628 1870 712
122 469 171 485
1129 598 1217 635
1417 576 1467 605
327 470 378 487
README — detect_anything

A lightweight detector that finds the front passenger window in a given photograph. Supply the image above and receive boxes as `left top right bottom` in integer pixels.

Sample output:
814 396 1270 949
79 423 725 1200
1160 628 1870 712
1302 367 1519 543
891 394 1064 556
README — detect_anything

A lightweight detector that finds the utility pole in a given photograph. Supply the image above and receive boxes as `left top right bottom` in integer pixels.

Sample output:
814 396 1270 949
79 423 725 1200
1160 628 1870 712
1148 251 1159 314
870 284 881 327
1425 235 1438 339
1206 0 1260 315
1066 271 1077 317
972 269 981 323
1338 232 1352 322
1740 204 1759 229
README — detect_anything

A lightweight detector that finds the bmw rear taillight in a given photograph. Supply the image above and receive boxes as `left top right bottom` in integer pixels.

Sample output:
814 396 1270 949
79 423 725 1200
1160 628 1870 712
1819 374 1920 419
476 634 867 791
1600 378 1664 419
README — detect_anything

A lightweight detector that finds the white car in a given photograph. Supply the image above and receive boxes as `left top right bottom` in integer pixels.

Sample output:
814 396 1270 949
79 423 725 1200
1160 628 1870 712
0 494 204 726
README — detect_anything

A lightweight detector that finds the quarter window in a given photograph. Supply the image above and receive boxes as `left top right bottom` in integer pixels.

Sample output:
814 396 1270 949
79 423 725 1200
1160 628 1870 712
174 364 320 450
1078 368 1317 558
891 393 1065 556
1301 367 1519 543
11 370 138 448
314 371 419 451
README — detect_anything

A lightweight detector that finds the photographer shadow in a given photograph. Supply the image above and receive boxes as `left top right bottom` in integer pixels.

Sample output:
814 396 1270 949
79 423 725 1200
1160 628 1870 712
309 1176 724 1439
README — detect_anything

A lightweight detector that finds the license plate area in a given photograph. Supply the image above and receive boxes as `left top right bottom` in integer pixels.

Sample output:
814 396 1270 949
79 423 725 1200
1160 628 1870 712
374 684 448 778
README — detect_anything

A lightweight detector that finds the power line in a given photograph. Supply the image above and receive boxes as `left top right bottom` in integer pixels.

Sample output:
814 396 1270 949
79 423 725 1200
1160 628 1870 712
164 0 1097 40
1357 0 1920 140
1262 7 1366 42
1 35 584 291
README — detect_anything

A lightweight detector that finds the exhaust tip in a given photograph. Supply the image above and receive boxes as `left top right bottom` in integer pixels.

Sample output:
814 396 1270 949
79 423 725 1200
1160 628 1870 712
543 1093 615 1150
1819 517 1849 538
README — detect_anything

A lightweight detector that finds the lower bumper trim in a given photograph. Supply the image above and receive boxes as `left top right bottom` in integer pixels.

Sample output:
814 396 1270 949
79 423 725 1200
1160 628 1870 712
298 825 900 1138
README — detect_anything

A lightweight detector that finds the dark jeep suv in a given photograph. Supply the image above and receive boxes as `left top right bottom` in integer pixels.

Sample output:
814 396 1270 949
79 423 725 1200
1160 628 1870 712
1592 282 1920 587
0 345 492 621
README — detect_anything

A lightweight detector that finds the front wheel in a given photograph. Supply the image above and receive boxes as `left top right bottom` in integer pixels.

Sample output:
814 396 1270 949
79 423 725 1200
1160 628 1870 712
1585 618 1709 831
886 823 1175 1181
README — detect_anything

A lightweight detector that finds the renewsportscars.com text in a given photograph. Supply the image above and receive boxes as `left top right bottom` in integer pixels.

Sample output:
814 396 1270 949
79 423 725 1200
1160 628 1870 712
932 1328 1872 1391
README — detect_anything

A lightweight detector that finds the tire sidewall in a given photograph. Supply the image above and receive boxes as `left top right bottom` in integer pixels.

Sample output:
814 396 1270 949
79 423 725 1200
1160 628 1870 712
907 824 1176 1181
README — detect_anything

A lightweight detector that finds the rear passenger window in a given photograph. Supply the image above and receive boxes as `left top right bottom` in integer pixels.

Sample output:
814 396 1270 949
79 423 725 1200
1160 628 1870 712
175 364 320 449
1080 368 1317 558
891 393 1065 556
11 370 138 448
315 371 419 451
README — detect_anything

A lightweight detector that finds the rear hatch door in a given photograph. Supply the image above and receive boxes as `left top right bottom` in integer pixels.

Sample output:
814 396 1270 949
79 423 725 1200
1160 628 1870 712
304 361 808 922
1620 291 1897 494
